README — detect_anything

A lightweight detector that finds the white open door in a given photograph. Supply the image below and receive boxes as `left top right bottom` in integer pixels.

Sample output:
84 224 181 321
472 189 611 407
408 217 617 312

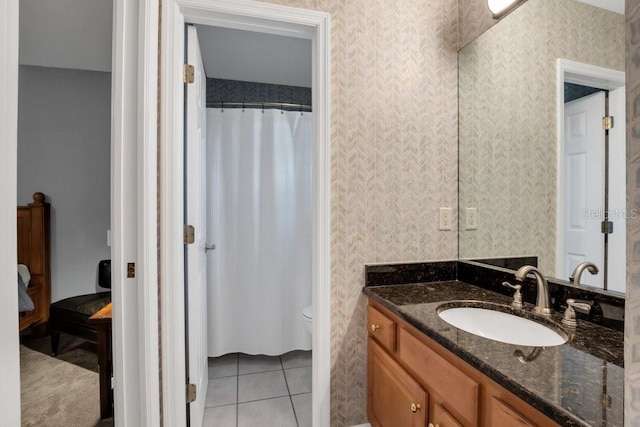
562 91 605 287
607 85 626 293
185 24 208 427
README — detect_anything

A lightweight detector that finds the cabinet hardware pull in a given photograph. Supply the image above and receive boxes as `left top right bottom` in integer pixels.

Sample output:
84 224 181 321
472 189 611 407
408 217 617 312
411 403 421 412
370 324 380 332
428 424 439 427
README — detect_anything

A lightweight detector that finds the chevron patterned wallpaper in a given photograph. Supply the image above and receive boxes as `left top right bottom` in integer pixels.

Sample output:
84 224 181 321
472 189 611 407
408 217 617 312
627 0 640 422
458 0 624 275
258 0 458 425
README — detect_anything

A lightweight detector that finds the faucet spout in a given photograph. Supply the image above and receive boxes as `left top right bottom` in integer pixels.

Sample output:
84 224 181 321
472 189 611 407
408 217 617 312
514 265 553 316
570 261 599 286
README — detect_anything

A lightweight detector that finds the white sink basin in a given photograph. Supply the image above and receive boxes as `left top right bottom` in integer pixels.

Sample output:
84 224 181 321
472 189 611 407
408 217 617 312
437 306 567 347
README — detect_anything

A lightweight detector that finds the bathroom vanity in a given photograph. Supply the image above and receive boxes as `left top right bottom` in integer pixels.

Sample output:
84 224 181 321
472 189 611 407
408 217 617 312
363 262 623 427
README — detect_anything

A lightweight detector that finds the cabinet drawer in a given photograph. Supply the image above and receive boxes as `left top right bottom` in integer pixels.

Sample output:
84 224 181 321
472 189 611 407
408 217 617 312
397 326 479 426
368 305 396 352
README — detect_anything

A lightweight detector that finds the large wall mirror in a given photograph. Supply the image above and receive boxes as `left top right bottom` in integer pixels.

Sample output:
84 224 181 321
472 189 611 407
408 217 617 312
458 0 626 294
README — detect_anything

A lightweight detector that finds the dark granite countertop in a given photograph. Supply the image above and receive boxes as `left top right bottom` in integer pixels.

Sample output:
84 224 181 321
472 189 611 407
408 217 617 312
364 280 624 427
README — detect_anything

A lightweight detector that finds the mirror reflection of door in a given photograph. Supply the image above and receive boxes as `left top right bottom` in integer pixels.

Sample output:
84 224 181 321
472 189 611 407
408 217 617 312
560 80 626 292
563 90 605 288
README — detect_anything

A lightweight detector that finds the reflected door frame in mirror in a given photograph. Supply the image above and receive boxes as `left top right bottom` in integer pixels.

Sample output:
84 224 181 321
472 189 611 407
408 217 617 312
555 59 625 293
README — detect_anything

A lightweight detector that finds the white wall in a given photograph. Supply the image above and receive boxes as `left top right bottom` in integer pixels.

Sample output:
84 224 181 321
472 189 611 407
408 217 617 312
19 0 113 72
17 65 111 302
195 25 312 87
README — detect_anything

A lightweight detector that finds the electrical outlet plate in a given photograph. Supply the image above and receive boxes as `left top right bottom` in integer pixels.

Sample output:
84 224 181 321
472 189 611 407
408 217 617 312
439 207 452 230
466 207 478 230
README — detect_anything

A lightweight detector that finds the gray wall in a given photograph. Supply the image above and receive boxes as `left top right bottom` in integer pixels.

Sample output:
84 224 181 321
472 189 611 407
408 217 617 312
19 0 112 72
17 65 111 302
195 25 312 87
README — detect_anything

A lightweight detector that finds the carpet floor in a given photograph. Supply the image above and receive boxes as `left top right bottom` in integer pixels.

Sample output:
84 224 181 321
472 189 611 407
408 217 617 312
21 333 99 373
20 334 113 427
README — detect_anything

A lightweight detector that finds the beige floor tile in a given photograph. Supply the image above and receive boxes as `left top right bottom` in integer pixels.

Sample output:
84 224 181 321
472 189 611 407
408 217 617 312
237 397 297 427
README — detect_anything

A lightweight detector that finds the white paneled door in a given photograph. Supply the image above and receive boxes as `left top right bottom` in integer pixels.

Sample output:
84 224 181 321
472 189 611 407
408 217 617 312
185 24 208 427
563 91 605 288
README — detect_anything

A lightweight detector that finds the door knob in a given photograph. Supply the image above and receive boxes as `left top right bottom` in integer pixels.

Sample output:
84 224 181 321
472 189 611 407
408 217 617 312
370 324 380 332
411 403 421 413
205 243 216 252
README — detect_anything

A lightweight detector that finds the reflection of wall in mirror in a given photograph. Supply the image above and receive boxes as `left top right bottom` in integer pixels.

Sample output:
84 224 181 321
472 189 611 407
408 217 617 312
625 0 640 420
458 0 624 274
458 0 497 48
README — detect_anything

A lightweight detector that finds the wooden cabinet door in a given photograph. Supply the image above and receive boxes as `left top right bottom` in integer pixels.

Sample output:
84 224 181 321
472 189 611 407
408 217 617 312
431 403 463 427
491 397 536 427
397 327 479 425
368 338 427 427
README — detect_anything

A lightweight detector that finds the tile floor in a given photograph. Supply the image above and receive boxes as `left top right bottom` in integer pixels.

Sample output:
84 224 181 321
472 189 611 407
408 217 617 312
203 350 312 427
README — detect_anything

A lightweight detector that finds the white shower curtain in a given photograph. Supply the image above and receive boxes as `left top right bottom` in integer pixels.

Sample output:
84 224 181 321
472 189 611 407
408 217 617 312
206 108 313 357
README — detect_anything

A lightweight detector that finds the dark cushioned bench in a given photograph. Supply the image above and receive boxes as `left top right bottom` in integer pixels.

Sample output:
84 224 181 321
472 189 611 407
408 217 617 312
50 260 111 356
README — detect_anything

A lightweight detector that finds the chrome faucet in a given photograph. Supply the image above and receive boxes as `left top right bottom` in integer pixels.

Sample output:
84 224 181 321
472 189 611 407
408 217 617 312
514 265 553 316
570 261 599 286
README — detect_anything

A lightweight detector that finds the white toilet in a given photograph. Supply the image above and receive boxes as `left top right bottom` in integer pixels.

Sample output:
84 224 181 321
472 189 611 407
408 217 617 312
302 305 313 335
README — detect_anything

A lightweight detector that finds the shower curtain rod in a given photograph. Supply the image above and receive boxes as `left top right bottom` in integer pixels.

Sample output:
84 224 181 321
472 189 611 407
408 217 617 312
208 101 312 112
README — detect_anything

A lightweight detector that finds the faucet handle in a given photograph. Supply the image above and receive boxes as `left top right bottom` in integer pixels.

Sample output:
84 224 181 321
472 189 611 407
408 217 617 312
502 281 523 309
562 299 591 327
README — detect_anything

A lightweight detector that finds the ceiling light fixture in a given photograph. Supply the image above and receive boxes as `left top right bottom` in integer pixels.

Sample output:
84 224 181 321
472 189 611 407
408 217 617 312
487 0 526 19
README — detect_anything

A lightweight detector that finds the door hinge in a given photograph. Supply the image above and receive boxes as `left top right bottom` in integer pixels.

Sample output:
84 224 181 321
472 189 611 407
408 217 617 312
601 221 614 234
184 225 195 244
602 116 614 130
183 64 195 84
186 383 197 404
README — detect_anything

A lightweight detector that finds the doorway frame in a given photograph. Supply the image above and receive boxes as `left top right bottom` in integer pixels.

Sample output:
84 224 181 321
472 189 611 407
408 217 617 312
0 0 160 424
111 0 162 425
0 0 21 423
555 58 625 287
159 1 331 426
